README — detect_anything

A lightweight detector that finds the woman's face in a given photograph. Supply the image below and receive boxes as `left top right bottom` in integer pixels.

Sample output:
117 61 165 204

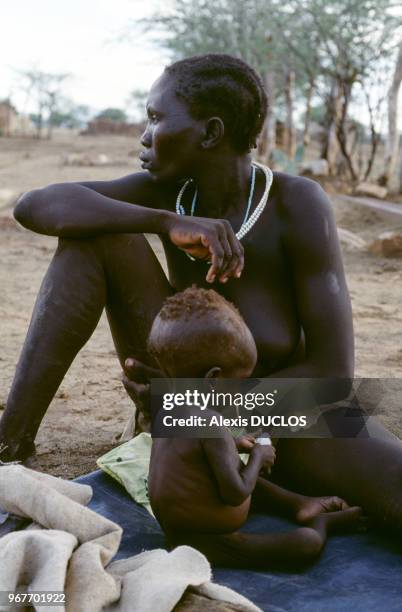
140 72 204 182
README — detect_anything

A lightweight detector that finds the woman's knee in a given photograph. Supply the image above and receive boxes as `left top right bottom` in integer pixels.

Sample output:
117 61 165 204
93 232 150 260
294 528 324 561
58 231 145 251
56 233 151 279
56 235 105 267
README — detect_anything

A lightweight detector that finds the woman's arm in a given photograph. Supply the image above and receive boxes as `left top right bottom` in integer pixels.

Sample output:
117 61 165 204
272 177 354 381
14 171 244 282
13 172 169 238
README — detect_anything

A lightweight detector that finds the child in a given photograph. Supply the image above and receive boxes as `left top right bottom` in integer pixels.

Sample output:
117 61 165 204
147 287 365 569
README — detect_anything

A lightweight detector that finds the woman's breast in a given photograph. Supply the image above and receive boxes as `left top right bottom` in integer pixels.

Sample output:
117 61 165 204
252 322 301 374
163 237 303 371
223 284 302 373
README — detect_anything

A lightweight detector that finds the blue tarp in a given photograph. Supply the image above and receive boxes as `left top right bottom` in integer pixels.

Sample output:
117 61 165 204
77 470 402 612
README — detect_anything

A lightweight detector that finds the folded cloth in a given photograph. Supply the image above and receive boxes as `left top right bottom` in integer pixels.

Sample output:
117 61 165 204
97 433 153 515
0 465 260 612
0 507 8 525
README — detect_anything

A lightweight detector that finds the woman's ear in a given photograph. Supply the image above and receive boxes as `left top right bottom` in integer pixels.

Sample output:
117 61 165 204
204 366 222 379
201 117 225 149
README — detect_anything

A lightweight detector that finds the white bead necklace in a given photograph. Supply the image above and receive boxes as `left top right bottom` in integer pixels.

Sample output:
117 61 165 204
175 162 273 244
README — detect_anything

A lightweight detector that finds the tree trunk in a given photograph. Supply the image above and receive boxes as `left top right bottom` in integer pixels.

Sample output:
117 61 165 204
284 69 296 158
47 107 55 139
399 154 402 194
46 92 57 139
303 79 315 147
336 80 358 182
362 85 381 182
258 70 276 163
380 40 402 189
36 106 44 139
322 81 343 175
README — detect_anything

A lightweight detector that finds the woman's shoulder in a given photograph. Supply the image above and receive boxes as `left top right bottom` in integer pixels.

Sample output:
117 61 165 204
272 170 327 200
271 171 332 220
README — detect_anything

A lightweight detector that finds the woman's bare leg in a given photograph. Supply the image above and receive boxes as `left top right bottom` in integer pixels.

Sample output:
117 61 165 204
0 233 171 461
273 416 402 533
169 507 364 569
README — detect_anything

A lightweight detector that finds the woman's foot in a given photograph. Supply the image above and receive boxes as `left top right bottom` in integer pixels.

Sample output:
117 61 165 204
0 439 38 468
294 494 350 524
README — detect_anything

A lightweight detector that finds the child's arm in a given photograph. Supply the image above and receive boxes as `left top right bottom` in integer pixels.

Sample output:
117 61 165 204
202 436 275 506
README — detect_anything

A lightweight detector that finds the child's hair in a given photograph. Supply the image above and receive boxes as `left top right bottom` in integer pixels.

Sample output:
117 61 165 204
148 286 257 377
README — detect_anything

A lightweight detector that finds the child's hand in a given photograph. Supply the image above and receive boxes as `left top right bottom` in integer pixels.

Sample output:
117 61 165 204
235 434 256 453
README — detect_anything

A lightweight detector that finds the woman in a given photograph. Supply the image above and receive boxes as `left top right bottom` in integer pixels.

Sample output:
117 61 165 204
1 54 402 532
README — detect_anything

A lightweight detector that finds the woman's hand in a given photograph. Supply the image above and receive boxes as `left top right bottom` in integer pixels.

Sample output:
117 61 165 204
165 215 244 283
122 358 163 432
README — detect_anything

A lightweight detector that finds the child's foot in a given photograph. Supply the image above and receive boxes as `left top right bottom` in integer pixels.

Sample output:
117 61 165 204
308 506 368 535
295 495 350 524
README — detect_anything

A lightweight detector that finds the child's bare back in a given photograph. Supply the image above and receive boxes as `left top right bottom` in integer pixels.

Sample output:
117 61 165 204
149 427 251 534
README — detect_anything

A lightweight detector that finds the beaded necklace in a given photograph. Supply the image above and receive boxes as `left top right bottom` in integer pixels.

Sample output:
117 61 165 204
175 162 273 247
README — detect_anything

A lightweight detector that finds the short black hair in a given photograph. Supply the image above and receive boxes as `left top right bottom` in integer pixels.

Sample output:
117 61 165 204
165 53 267 153
154 285 242 322
148 287 257 377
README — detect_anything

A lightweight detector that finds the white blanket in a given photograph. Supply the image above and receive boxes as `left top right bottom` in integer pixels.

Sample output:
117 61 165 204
0 466 261 612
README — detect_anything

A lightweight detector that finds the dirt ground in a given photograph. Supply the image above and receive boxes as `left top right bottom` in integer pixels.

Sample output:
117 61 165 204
1 132 401 479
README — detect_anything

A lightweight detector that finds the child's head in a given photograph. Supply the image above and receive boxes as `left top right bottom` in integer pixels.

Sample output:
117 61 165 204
148 287 257 378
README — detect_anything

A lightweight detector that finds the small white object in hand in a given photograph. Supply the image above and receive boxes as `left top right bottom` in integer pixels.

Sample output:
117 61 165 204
256 436 272 446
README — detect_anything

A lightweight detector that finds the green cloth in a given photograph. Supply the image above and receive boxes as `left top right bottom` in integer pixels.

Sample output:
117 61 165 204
97 432 154 516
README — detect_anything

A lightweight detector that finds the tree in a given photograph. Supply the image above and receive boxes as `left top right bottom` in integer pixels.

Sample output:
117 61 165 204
48 103 91 129
16 69 70 138
96 108 127 123
126 89 148 122
274 0 402 179
379 39 402 189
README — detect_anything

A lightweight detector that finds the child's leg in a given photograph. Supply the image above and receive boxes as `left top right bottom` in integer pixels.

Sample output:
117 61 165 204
252 477 350 524
169 507 364 569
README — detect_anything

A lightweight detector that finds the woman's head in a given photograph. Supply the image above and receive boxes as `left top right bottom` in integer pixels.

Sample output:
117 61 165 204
165 54 267 153
147 286 257 378
140 53 267 181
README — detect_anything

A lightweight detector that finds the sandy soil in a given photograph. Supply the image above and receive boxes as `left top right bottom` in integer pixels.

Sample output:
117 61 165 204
1 133 401 479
